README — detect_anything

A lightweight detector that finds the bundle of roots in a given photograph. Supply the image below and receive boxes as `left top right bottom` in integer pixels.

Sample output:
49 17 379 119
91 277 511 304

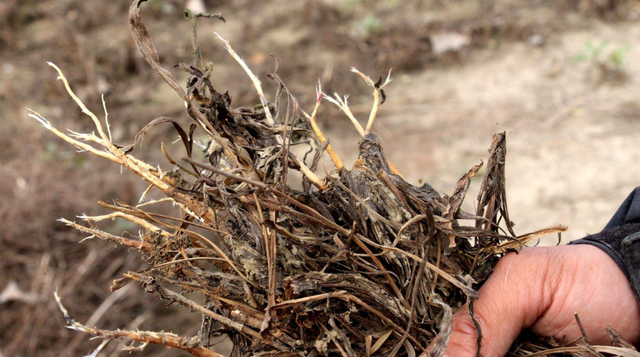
30 1 635 356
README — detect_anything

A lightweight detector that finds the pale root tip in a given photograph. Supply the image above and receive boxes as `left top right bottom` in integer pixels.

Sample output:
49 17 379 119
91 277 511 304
27 110 52 129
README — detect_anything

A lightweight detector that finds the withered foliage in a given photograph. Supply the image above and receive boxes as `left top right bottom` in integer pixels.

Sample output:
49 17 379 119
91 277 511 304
32 1 636 356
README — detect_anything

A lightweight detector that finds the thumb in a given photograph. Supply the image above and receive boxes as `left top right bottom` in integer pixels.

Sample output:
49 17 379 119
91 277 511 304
430 249 554 357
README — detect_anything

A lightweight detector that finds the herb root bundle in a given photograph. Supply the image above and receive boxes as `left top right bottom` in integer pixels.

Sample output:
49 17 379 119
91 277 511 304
33 1 633 356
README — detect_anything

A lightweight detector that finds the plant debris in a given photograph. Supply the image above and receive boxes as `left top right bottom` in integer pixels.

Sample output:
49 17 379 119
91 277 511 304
31 1 638 356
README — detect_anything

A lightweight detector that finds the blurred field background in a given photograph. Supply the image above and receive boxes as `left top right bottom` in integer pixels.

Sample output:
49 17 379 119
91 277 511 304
2 0 640 355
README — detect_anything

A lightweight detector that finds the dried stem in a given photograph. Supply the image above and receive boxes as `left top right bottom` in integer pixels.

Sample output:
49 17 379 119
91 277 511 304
79 212 170 236
28 64 170 192
323 92 366 136
214 33 325 189
302 84 345 170
483 225 568 254
55 291 224 357
351 67 392 134
215 33 273 126
322 69 404 176
524 345 640 357
125 272 292 350
58 218 152 252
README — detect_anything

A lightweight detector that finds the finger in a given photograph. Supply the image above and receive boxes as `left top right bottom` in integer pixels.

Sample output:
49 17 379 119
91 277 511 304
436 248 555 357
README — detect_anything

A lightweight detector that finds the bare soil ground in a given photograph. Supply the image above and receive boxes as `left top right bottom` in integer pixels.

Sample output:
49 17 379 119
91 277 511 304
2 0 640 355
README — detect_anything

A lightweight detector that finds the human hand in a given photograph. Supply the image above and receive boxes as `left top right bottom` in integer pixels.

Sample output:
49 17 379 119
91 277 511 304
425 245 640 357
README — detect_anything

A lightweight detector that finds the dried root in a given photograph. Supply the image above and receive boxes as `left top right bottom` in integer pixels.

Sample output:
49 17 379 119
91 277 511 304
55 291 225 357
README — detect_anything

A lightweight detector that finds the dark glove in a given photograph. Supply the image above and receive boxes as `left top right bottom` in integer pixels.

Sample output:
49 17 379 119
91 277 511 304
569 187 640 304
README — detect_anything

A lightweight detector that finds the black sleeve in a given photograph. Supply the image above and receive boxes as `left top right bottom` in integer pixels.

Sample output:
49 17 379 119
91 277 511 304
569 187 640 304
603 187 640 229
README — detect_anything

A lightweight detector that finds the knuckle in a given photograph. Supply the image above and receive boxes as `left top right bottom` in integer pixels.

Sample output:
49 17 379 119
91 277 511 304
446 311 484 357
452 311 479 337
